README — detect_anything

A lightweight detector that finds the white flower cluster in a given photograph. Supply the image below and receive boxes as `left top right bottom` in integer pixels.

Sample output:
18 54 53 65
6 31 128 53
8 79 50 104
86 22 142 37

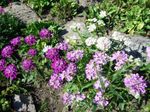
99 10 107 18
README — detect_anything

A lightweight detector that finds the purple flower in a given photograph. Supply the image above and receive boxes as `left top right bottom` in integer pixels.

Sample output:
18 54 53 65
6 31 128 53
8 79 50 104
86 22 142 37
10 36 21 46
75 92 86 102
111 51 128 70
56 41 69 51
93 91 109 107
85 60 101 80
51 59 68 74
3 64 17 80
94 77 110 92
39 28 52 39
60 63 77 81
93 52 109 65
22 59 35 71
25 35 36 46
27 48 37 57
66 50 84 62
45 48 60 61
48 73 63 89
0 59 6 71
62 92 75 105
124 73 147 98
146 47 150 59
0 6 4 14
1 45 14 58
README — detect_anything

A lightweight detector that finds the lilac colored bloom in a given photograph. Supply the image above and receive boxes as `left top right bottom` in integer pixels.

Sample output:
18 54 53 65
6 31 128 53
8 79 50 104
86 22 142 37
48 73 63 89
124 73 147 98
66 50 84 62
27 48 37 56
93 52 109 65
111 51 128 70
45 48 60 61
10 36 21 46
51 59 68 74
62 92 75 105
56 41 69 51
60 63 77 81
0 59 6 71
25 35 36 46
93 91 109 107
22 59 35 71
146 47 150 59
75 92 86 102
85 60 101 80
39 28 52 39
1 45 14 58
0 6 4 14
3 64 17 80
94 77 110 91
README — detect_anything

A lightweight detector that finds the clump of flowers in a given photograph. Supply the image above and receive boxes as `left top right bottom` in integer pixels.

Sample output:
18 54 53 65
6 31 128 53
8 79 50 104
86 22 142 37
48 73 63 89
1 45 14 58
39 28 52 39
27 48 37 57
4 64 17 80
0 59 6 71
56 41 69 51
25 35 36 46
22 59 35 71
42 45 52 53
146 47 150 59
45 48 60 61
85 37 97 46
10 36 21 46
124 73 147 99
66 50 84 62
51 59 68 74
111 51 128 70
0 6 4 14
93 91 109 107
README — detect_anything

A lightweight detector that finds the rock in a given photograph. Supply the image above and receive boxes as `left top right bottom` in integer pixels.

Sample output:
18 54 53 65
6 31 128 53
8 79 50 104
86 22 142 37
5 2 40 24
13 94 36 112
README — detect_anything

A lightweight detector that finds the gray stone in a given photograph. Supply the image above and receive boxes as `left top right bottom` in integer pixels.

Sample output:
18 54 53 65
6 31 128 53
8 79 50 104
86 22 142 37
13 94 36 112
5 2 40 24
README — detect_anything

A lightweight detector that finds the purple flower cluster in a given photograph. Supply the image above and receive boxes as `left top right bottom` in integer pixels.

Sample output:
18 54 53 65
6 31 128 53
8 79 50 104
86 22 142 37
48 73 63 89
0 59 6 71
93 52 109 65
0 6 4 14
146 47 150 59
1 45 14 58
22 59 35 71
60 63 77 81
45 48 60 61
25 35 36 46
27 48 37 57
39 28 52 39
4 64 17 80
51 59 68 74
111 51 128 70
56 41 69 51
66 50 84 62
94 77 110 92
124 73 147 98
62 92 86 105
93 91 109 107
10 36 21 46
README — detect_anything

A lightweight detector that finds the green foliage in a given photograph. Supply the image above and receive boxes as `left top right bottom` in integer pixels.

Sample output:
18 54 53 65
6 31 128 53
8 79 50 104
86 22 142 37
51 0 79 23
86 0 150 36
0 13 25 49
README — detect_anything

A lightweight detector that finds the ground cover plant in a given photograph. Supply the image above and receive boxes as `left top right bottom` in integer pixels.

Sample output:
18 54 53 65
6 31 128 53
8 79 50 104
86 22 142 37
0 0 150 111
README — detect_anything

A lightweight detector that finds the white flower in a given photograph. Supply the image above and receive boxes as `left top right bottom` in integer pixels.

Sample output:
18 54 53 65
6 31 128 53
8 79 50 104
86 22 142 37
42 45 52 53
99 10 107 18
85 37 97 46
97 20 105 26
96 37 111 51
87 24 96 32
92 18 97 22
70 22 84 30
